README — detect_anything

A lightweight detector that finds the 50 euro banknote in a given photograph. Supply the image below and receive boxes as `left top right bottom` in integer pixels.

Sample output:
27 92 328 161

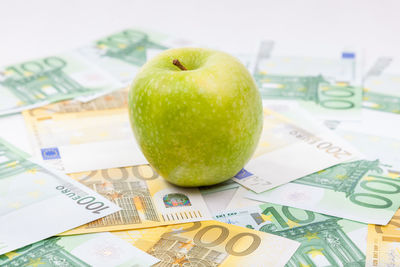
114 220 300 267
0 138 120 255
60 164 211 235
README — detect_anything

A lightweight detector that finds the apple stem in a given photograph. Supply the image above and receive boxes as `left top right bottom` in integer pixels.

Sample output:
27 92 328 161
173 59 187 71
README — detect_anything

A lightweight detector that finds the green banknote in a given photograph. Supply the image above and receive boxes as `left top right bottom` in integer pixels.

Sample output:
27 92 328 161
247 159 400 225
0 52 122 116
76 28 169 85
338 129 400 173
363 57 400 114
214 203 367 267
252 41 362 120
0 232 159 267
0 137 120 255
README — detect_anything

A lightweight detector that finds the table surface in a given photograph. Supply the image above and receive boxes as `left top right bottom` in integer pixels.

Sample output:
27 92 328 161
1 0 399 211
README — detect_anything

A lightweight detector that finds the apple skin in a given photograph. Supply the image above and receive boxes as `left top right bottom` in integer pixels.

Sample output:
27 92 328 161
128 48 263 187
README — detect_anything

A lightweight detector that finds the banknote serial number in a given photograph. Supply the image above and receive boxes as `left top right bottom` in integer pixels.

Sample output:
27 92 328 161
56 185 110 214
289 130 351 159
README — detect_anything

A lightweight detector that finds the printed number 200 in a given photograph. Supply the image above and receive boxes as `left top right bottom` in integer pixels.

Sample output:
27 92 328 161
162 221 261 256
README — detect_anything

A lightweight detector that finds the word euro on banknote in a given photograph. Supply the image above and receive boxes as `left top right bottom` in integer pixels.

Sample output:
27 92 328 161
114 220 300 267
214 202 367 267
363 57 400 114
232 102 359 193
366 208 400 266
61 164 211 235
0 232 159 267
0 138 120 255
23 89 147 173
247 159 400 225
252 40 362 120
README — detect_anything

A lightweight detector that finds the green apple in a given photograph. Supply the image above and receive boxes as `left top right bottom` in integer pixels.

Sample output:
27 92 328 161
128 48 263 187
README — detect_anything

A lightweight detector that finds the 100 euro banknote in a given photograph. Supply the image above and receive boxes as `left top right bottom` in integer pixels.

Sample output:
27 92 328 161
233 103 359 193
114 220 300 267
0 232 159 267
214 203 367 267
61 164 211 235
0 138 120 255
0 28 179 116
247 159 400 225
76 28 170 85
0 52 123 116
251 40 362 120
363 57 400 114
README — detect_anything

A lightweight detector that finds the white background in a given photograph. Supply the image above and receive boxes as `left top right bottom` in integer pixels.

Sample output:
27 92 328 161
1 0 399 212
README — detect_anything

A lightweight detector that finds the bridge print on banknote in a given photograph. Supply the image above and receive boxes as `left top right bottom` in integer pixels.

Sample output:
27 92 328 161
0 56 88 106
94 29 167 66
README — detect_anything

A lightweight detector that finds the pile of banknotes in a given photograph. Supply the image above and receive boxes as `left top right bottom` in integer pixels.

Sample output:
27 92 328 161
0 28 399 266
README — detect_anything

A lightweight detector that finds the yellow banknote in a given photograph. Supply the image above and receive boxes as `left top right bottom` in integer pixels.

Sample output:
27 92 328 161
367 209 400 266
60 164 212 235
114 220 300 267
22 89 147 173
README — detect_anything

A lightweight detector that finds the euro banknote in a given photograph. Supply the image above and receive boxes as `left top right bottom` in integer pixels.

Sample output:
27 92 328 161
0 138 120 255
61 164 211 235
252 40 362 120
23 88 147 173
76 28 169 85
233 102 359 193
363 57 400 114
366 208 400 266
214 203 367 267
114 220 300 267
0 232 159 267
0 28 180 116
338 129 400 173
0 51 123 116
247 159 400 225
